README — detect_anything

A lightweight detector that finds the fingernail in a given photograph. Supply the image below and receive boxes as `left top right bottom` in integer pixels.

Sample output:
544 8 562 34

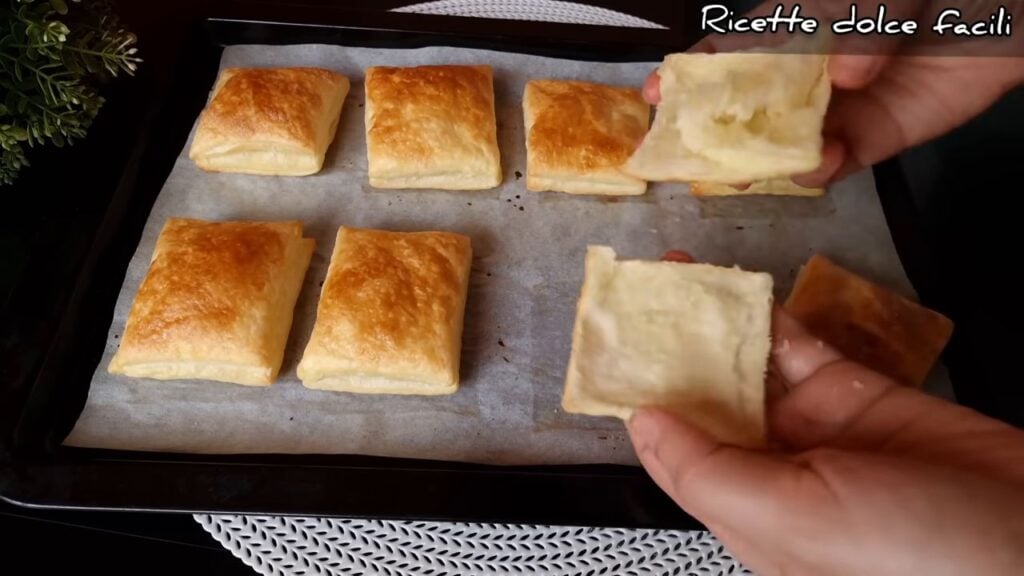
662 250 694 263
792 173 824 189
629 410 672 483
831 55 885 89
643 73 662 104
792 166 831 189
628 409 659 455
792 141 841 189
772 338 791 355
852 58 885 86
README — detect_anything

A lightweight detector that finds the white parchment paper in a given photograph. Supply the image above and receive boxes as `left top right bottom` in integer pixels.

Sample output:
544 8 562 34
64 44 938 465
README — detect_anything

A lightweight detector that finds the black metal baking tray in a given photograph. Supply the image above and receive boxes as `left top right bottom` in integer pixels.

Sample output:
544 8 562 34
0 4 707 529
0 3 940 529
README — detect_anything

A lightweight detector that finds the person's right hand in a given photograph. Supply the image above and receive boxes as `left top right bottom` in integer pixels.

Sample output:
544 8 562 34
643 54 1024 187
627 295 1024 575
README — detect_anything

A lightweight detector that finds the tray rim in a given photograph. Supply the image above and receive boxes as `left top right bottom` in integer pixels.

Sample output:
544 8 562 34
0 8 705 529
0 5 937 529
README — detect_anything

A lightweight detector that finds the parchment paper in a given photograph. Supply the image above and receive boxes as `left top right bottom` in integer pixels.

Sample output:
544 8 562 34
64 44 945 465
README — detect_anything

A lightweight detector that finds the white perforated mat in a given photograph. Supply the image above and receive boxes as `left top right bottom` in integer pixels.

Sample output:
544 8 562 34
195 516 749 576
392 0 668 29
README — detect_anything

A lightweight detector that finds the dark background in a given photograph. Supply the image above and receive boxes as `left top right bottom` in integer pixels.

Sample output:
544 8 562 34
2 1 1022 574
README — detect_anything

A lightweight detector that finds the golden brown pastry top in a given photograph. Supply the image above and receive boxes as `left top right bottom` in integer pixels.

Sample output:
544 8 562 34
365 65 497 168
121 219 304 365
784 255 954 387
309 228 472 381
526 80 649 174
196 67 347 152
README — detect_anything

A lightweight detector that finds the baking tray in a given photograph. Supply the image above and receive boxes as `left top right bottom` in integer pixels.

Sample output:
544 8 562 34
0 5 932 528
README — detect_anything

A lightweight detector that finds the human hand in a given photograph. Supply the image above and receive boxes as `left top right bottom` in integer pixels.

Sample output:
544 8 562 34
630 252 1024 575
643 50 1024 187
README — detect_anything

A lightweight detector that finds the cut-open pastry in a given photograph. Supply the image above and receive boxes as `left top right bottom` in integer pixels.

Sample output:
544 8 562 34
626 47 830 184
563 247 773 448
785 255 954 387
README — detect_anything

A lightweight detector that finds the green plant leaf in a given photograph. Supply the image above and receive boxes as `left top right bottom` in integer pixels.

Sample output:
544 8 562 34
0 0 139 184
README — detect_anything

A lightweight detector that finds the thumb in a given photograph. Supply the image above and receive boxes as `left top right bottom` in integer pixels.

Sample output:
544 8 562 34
627 408 826 533
828 55 890 90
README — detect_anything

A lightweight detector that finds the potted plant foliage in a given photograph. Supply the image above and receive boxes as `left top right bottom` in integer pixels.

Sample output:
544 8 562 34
1 0 140 184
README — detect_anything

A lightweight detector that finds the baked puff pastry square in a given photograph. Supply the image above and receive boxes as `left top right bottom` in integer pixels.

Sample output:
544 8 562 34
298 227 473 395
524 79 650 195
108 219 315 386
785 255 954 387
364 65 502 190
563 247 773 448
189 67 350 176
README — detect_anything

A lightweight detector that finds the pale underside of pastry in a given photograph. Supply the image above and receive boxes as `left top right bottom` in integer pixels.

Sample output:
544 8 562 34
524 79 650 196
189 67 350 176
690 179 825 197
364 65 502 190
108 218 315 386
563 246 773 448
625 47 830 185
785 254 954 388
298 227 473 395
